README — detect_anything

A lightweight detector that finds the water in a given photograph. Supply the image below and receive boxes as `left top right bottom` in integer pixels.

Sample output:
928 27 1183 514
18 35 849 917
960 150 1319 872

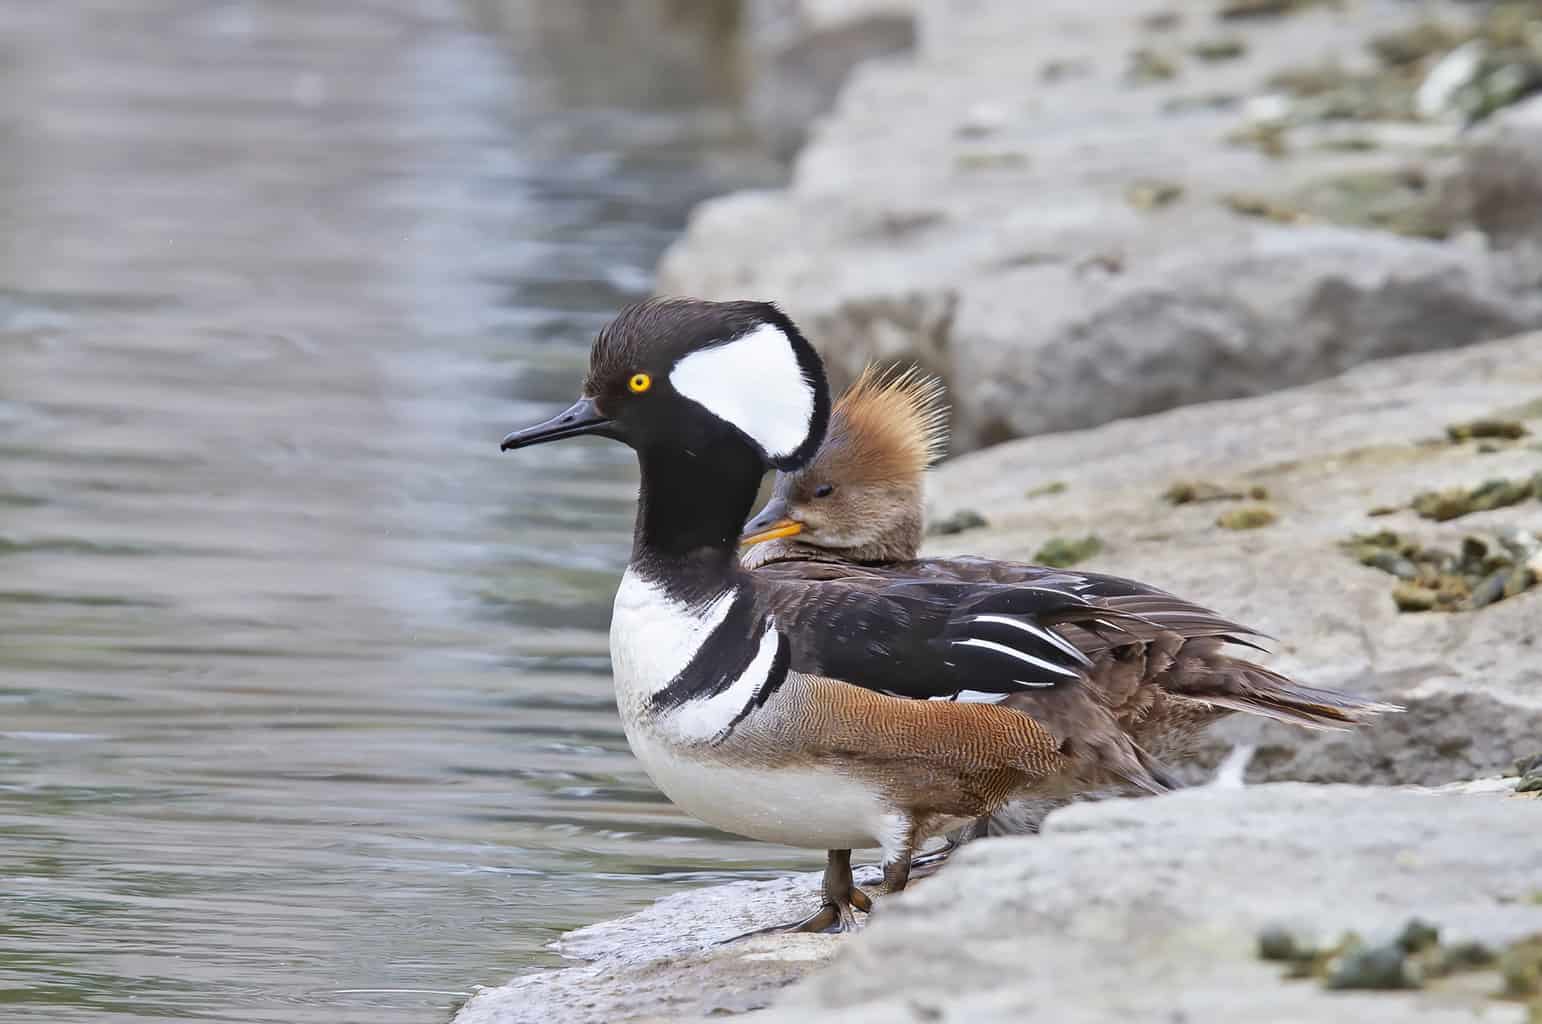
0 3 819 1021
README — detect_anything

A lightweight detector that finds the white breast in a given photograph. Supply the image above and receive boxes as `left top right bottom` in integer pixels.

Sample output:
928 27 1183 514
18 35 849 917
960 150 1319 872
608 569 734 717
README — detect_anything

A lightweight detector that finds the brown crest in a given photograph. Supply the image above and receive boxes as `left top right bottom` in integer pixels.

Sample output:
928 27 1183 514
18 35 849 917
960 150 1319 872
817 364 949 484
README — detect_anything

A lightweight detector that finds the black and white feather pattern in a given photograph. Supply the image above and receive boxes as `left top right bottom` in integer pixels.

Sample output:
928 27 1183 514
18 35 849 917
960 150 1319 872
750 558 1261 701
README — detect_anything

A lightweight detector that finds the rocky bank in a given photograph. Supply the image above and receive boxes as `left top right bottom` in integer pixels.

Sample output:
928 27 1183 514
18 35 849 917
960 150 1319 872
672 0 1542 451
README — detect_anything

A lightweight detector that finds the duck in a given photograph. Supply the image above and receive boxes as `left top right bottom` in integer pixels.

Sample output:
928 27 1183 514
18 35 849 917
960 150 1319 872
500 297 1397 934
739 363 1400 858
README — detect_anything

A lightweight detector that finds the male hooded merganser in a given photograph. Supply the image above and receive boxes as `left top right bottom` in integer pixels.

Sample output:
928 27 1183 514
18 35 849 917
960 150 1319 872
740 364 1400 857
500 299 1392 933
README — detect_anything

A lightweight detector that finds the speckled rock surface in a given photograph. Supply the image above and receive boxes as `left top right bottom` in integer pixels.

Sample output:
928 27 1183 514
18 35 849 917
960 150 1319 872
747 783 1541 1024
456 782 1540 1023
661 0 1542 451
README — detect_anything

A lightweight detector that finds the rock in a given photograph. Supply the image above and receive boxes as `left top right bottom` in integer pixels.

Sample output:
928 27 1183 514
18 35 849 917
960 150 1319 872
926 507 987 535
1442 94 1542 249
660 2 1542 453
1216 505 1277 530
1323 941 1424 991
740 0 918 159
457 784 1541 1023
926 331 1542 785
1032 534 1102 567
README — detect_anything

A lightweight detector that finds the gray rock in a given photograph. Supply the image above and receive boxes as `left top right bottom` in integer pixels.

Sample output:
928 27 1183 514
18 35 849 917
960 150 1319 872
660 0 1542 452
457 783 1542 1023
1443 94 1542 248
741 1 917 159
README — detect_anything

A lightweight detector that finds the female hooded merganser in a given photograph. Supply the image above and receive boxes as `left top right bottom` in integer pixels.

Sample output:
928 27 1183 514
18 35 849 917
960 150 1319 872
501 298 1393 933
739 365 1399 858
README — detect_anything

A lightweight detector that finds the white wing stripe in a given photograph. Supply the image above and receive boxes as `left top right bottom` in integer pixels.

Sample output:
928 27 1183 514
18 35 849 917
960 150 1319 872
950 637 1080 681
969 614 1090 666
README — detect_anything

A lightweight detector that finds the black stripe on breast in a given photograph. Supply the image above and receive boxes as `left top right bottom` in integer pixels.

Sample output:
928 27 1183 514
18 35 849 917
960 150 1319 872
714 631 790 743
648 588 765 714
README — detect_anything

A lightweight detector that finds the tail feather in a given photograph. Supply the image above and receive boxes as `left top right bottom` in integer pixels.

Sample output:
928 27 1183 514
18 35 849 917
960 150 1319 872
1162 653 1402 731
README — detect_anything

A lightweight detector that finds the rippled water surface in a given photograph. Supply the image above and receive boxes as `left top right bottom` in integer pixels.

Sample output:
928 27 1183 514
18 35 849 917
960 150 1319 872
0 3 818 1020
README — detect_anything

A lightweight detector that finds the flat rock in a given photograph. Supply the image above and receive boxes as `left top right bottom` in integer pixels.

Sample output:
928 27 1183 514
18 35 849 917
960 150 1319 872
456 783 1541 1023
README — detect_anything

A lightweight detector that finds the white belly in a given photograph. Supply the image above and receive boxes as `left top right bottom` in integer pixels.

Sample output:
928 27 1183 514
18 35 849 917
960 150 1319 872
623 723 896 850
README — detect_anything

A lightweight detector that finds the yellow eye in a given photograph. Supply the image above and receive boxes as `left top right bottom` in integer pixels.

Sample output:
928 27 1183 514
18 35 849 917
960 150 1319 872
628 373 652 394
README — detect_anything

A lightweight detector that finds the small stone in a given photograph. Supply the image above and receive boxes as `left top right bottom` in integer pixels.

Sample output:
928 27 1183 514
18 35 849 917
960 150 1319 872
1192 37 1247 61
1396 919 1440 954
1469 569 1510 609
1166 480 1243 504
1500 936 1542 998
956 103 1010 139
1392 582 1439 612
1217 0 1326 19
1447 418 1529 442
1503 564 1536 599
1224 193 1305 223
1126 180 1185 210
1516 772 1542 794
1025 481 1067 498
1035 535 1104 568
1370 21 1464 67
1258 925 1301 961
1433 940 1497 975
1249 485 1270 500
1367 505 1400 517
1140 10 1182 32
1470 478 1532 513
1412 487 1474 522
1324 941 1423 990
1216 506 1277 530
1361 549 1421 580
1225 121 1289 158
929 509 988 536
1127 48 1179 84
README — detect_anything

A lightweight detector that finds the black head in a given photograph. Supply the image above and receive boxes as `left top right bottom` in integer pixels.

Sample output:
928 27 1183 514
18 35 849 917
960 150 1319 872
501 298 831 472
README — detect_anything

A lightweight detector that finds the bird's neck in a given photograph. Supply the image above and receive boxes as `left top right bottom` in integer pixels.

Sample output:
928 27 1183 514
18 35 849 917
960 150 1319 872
629 440 763 601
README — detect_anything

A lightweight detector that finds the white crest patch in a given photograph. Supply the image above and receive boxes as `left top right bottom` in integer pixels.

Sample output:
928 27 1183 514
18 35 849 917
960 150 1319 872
669 322 814 461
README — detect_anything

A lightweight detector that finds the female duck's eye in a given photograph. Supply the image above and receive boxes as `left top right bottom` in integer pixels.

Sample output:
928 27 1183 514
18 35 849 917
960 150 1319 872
628 373 652 394
813 483 835 498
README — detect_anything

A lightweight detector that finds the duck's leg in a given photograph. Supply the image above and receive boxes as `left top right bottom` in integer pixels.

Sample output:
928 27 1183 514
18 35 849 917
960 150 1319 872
910 815 988 876
879 843 914 895
730 849 872 939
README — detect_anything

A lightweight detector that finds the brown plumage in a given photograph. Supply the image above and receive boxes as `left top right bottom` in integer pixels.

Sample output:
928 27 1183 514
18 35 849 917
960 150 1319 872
742 364 1397 852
